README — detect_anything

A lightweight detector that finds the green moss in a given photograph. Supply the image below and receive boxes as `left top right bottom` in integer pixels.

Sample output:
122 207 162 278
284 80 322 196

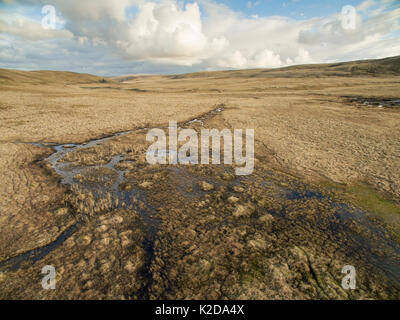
320 181 400 242
239 258 265 284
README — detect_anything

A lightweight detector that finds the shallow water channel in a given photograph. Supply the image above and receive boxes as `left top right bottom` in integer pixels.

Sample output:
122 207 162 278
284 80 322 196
1 105 399 295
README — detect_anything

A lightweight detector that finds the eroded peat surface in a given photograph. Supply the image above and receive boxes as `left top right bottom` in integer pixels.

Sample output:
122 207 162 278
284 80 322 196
1 106 399 300
0 61 400 299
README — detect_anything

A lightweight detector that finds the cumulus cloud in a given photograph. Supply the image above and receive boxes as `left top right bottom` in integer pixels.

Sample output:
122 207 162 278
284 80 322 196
121 2 209 64
0 10 72 40
0 0 399 74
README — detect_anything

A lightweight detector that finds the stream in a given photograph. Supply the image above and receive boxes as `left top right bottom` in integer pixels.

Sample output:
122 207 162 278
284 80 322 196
1 104 399 294
0 106 224 272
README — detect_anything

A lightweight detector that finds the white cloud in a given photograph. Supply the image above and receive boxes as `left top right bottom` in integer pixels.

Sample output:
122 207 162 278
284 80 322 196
0 0 399 74
121 2 209 64
0 10 73 40
357 0 376 12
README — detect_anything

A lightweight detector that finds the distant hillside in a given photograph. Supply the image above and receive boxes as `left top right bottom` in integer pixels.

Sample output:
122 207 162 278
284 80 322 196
110 75 167 83
168 55 400 79
0 69 102 86
1 56 399 86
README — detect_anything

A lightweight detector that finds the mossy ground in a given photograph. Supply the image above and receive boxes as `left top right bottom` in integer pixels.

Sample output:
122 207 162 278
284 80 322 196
319 181 400 242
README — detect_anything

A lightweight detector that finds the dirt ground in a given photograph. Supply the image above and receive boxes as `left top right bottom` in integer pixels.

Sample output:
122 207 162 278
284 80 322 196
0 59 399 299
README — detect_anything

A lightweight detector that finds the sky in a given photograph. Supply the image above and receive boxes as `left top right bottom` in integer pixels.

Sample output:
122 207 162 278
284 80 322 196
0 0 399 76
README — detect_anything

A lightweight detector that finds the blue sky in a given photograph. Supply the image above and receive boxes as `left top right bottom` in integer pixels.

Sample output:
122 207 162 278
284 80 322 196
214 0 363 19
0 0 399 75
0 0 367 18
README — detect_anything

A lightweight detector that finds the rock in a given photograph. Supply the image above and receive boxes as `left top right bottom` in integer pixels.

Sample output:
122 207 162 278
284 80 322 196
64 237 76 248
121 239 132 247
233 186 245 193
87 257 96 268
200 181 214 191
101 237 111 246
138 181 152 189
248 238 267 250
125 257 140 273
80 235 92 245
139 201 146 210
197 201 206 208
111 215 124 224
199 259 212 272
259 214 274 224
120 230 133 237
257 199 268 208
55 207 69 216
228 196 239 204
96 225 108 233
84 280 94 289
233 204 255 217
222 173 235 181
100 261 112 273
120 230 133 247
122 184 133 191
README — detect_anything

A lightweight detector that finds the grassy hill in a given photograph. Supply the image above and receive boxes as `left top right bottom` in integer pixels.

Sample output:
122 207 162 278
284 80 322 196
168 55 400 79
1 56 399 86
0 69 102 86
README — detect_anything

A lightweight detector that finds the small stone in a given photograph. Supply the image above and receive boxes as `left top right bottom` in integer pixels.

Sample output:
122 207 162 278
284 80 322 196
101 237 111 246
81 235 92 245
84 280 94 289
233 204 255 218
200 181 214 191
55 207 69 216
259 214 274 224
197 201 206 208
248 238 266 250
125 258 140 273
222 173 235 181
121 239 132 247
111 215 124 224
139 181 152 189
233 186 245 193
199 259 212 272
120 230 133 237
228 196 239 204
123 184 133 191
97 225 108 233
100 262 111 273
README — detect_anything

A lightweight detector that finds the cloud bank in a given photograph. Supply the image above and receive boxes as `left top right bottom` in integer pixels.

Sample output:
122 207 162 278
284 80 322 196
0 0 399 75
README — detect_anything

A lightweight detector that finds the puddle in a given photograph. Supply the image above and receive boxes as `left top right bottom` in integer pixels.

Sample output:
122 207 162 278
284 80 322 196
254 172 400 287
188 118 204 125
329 203 400 286
285 189 324 201
345 96 400 108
